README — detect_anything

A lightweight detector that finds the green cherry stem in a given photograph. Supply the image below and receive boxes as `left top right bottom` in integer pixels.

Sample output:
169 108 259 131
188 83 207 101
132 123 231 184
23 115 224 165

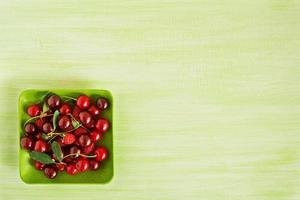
62 153 96 160
62 95 77 101
23 113 54 126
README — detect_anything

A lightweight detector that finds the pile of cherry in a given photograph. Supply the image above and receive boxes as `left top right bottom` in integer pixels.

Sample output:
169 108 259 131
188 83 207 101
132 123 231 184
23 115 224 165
20 94 110 179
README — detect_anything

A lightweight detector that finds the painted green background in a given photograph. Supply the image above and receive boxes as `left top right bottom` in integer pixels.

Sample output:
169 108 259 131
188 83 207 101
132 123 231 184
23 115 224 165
0 0 300 199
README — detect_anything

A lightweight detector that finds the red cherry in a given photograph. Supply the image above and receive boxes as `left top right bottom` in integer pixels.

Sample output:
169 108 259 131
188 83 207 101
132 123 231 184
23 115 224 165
83 142 95 154
90 130 101 142
55 137 66 147
72 106 81 120
76 157 89 172
56 163 65 171
62 133 76 145
89 159 100 170
47 95 61 108
44 167 57 179
88 105 100 116
94 147 108 161
79 111 92 125
35 132 43 140
78 135 92 147
85 119 95 129
35 161 45 170
35 118 44 130
20 137 34 150
76 95 90 110
74 127 88 136
34 140 48 152
59 103 71 115
24 123 36 134
42 122 53 133
66 164 78 175
96 98 109 110
58 115 71 130
69 146 81 158
95 118 110 133
27 104 41 117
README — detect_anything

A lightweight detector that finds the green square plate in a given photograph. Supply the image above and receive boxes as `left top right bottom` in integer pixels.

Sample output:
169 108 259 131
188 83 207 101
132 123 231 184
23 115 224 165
18 89 113 184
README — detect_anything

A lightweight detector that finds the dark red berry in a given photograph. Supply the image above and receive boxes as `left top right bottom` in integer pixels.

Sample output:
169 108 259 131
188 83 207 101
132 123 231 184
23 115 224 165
59 103 71 115
96 98 109 110
74 127 88 136
85 119 95 129
35 161 45 170
62 133 76 145
42 122 53 133
83 142 95 154
78 135 92 147
76 157 89 172
20 137 34 150
72 106 81 120
44 167 57 179
89 159 100 170
76 95 90 110
34 140 48 152
35 118 44 130
35 132 43 140
27 104 41 117
94 147 108 161
66 164 78 175
55 137 66 147
88 105 100 116
95 118 110 133
56 163 65 171
47 95 61 108
79 111 92 125
69 146 81 158
90 130 101 142
24 123 36 134
58 116 71 130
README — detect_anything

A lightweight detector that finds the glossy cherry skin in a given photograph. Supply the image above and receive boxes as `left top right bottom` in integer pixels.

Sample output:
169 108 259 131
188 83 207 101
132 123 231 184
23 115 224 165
27 104 41 117
20 137 34 150
58 116 71 130
55 137 66 147
96 98 109 110
94 147 108 162
90 130 101 142
62 133 76 145
72 106 81 120
95 118 110 133
88 105 100 116
24 123 36 134
76 95 90 110
79 111 92 125
89 159 100 170
35 161 45 170
44 167 57 179
66 164 78 175
56 163 65 171
85 119 95 129
42 122 53 133
34 140 48 152
74 127 88 136
59 103 71 115
35 118 44 130
69 146 81 158
78 135 92 147
47 95 61 108
83 142 95 154
76 157 89 172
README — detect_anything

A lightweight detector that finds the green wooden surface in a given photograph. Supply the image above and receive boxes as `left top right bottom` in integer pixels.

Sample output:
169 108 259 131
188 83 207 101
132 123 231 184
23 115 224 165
0 0 300 199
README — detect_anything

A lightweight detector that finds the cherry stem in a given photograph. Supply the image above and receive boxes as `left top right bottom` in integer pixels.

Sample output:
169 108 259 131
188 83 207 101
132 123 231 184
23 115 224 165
62 153 96 160
62 95 77 101
68 113 91 133
23 113 54 126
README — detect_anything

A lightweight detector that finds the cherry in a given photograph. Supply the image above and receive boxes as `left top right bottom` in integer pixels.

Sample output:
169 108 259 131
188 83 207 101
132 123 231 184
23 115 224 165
94 147 108 162
78 135 92 147
96 98 109 110
72 106 81 120
24 123 36 134
56 163 65 171
59 103 71 115
89 159 100 170
95 118 110 133
69 146 81 158
27 104 41 117
76 157 89 172
34 140 48 152
62 133 76 145
66 164 78 175
42 122 53 133
20 137 34 150
58 115 71 130
88 105 100 116
35 118 44 130
35 132 43 140
44 167 57 179
90 130 101 142
85 119 95 129
47 95 61 108
76 95 90 110
83 142 95 154
35 161 45 170
74 127 88 136
55 137 66 147
79 111 92 125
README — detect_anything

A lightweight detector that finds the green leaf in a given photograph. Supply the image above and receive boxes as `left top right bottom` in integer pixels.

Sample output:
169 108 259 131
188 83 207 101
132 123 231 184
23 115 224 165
51 141 63 162
52 110 60 130
42 133 49 140
71 118 80 129
42 103 49 113
30 151 55 164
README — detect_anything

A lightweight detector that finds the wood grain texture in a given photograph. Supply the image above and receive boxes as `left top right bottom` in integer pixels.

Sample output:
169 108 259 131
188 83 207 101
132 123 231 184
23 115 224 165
0 0 300 199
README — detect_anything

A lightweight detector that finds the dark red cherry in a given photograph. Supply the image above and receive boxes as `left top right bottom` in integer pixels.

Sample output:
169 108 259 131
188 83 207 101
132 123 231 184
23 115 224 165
69 146 81 158
47 95 61 108
56 163 65 171
76 95 90 110
74 127 88 136
88 105 100 116
95 118 110 133
58 115 71 130
42 122 53 133
24 123 36 134
59 103 71 115
89 159 100 170
76 157 89 172
78 135 92 147
79 111 92 125
35 161 45 170
90 130 101 142
94 147 108 161
62 133 76 145
66 164 78 175
82 142 95 154
20 137 34 150
44 167 57 179
34 140 48 152
96 98 109 110
27 104 41 117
